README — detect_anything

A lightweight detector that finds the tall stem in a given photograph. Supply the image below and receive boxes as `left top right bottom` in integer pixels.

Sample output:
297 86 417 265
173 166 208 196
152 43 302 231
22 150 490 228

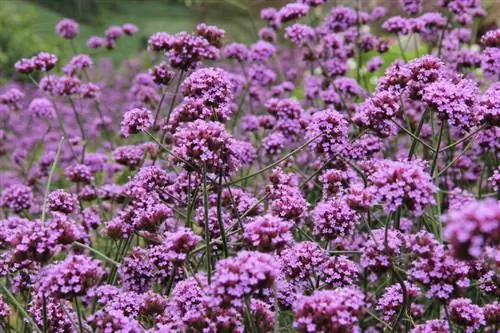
0 282 42 333
202 168 212 283
74 297 84 333
430 123 445 177
216 174 229 258
41 137 64 222
68 98 86 163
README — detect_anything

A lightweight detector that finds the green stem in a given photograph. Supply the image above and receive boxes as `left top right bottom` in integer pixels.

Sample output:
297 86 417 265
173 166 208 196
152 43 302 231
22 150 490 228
407 110 428 160
74 297 84 333
430 123 445 177
202 168 212 284
436 138 474 178
73 242 119 265
0 282 42 333
392 120 435 152
438 124 486 152
216 174 229 258
229 134 321 185
41 137 64 222
68 98 86 163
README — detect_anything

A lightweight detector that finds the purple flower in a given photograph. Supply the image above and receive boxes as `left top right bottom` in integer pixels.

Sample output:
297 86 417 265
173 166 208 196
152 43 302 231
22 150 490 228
376 282 421 322
105 25 124 40
149 62 174 86
481 47 500 80
29 292 78 333
63 54 93 76
121 107 153 137
324 5 357 33
0 184 33 213
361 228 404 271
422 77 482 130
14 58 35 74
112 145 144 169
181 67 233 109
443 198 500 260
0 88 24 109
278 3 309 23
87 36 106 48
250 40 276 62
172 120 240 175
312 198 359 240
259 27 277 43
118 247 155 293
409 247 470 300
306 107 348 158
400 0 423 15
280 241 327 281
353 91 400 137
367 56 383 72
383 16 412 35
196 23 225 48
90 309 143 333
410 320 449 333
243 214 293 252
367 159 436 215
65 163 93 184
285 23 315 45
165 32 219 70
449 298 485 333
293 288 364 333
162 228 201 264
0 295 10 319
318 256 360 288
223 43 249 61
55 75 81 96
122 23 139 36
28 97 55 119
47 189 78 214
81 82 100 99
33 52 58 72
147 32 172 52
208 251 280 308
37 254 106 299
55 18 79 39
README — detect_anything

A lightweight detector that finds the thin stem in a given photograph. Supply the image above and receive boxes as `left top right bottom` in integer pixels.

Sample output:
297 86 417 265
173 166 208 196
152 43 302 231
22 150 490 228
161 69 184 141
438 124 486 152
42 295 48 333
41 137 64 222
436 138 474 177
430 123 445 177
216 174 229 258
407 110 428 160
74 297 84 333
68 98 86 162
396 34 408 62
73 242 119 265
0 282 42 333
165 265 178 295
392 120 435 152
202 168 212 284
244 297 258 333
144 130 196 169
229 134 321 185
152 86 168 130
391 268 408 333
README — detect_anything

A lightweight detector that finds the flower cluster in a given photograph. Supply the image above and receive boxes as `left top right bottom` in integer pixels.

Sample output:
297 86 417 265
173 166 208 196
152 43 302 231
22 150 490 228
0 1 498 332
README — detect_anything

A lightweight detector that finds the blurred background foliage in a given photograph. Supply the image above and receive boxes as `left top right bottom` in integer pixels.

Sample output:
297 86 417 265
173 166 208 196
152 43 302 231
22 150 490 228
0 0 498 81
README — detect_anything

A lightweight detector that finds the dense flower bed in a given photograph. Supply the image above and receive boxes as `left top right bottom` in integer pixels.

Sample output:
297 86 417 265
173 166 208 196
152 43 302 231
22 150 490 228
0 0 498 332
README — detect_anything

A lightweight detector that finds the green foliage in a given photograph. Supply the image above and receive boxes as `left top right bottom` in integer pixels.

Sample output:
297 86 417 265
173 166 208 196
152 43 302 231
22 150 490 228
26 0 121 23
0 4 59 81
